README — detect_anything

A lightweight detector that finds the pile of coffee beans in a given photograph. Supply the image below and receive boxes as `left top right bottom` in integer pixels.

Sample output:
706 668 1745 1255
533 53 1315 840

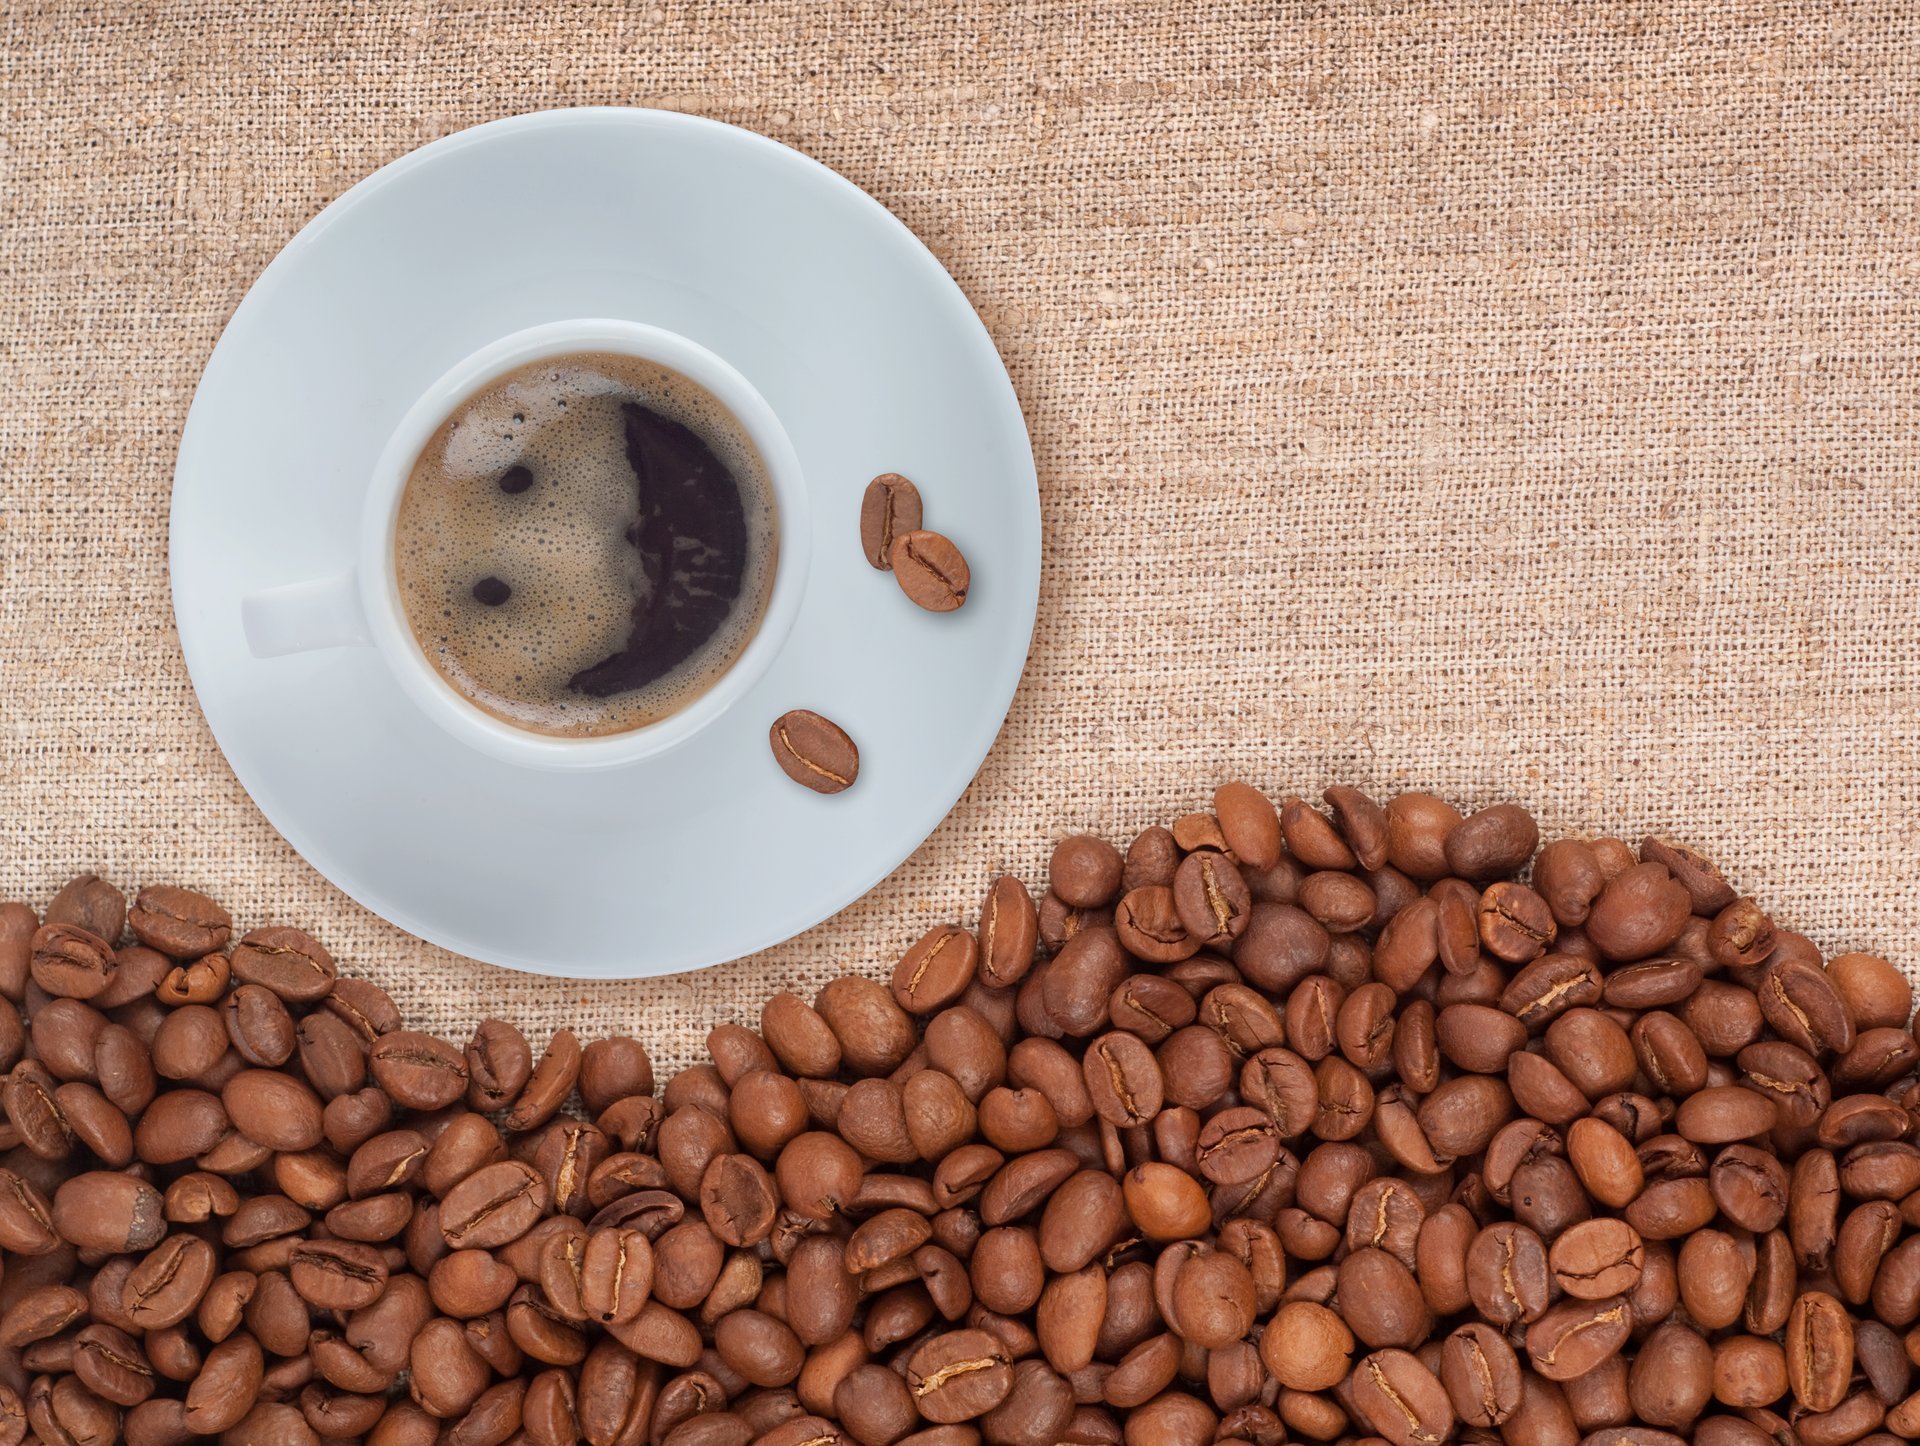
3 787 1919 1446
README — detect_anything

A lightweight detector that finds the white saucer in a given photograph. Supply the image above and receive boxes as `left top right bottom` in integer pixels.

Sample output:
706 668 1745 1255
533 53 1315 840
170 110 1039 979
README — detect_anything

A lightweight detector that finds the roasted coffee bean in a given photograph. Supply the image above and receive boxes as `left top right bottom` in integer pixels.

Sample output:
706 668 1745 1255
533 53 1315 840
905 1328 1013 1421
52 1169 164 1252
46 873 126 945
506 1028 582 1131
860 473 923 569
1758 958 1855 1057
769 710 859 794
369 1029 469 1109
1213 782 1282 871
1442 1321 1522 1427
1442 804 1538 879
1173 851 1251 950
129 884 232 959
893 925 979 1013
1829 952 1912 1030
288 1239 388 1310
1350 1348 1455 1445
890 529 970 611
1526 1295 1631 1380
1587 863 1693 961
29 922 118 999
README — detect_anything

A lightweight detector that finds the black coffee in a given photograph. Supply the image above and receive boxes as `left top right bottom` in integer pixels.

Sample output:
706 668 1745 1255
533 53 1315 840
394 352 776 736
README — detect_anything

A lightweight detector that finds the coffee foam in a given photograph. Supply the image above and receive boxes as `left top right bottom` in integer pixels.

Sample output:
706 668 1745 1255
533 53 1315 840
393 352 776 737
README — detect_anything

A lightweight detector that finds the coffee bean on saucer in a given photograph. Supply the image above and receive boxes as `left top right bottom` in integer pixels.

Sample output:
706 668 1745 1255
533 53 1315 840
889 529 970 612
861 473 923 570
769 710 858 794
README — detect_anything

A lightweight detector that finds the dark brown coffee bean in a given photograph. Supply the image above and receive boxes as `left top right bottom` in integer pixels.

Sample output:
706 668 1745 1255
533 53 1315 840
218 983 293 1069
1711 1335 1788 1408
1706 897 1775 968
1684 979 1767 1056
1230 901 1327 996
1308 786 1382 873
71 1322 155 1407
1290 872 1367 937
45 874 125 945
321 975 400 1045
1676 1085 1777 1144
1435 1003 1527 1074
1045 836 1121 911
1338 1246 1429 1350
1236 1046 1315 1138
769 710 859 794
1710 1143 1788 1232
774 1130 865 1221
759 994 841 1080
125 1233 217 1329
1828 951 1912 1030
1527 841 1601 929
890 529 970 611
1256 1300 1351 1391
1115 828 1180 898
1784 1289 1854 1413
1417 1074 1513 1159
181 1331 264 1432
860 473 923 569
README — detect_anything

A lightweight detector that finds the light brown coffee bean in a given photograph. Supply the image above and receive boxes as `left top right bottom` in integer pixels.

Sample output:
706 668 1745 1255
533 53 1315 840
769 710 859 794
890 529 970 611
860 473 923 569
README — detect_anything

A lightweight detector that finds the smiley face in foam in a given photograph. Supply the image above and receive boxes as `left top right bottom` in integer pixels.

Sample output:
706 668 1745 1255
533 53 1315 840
394 353 776 738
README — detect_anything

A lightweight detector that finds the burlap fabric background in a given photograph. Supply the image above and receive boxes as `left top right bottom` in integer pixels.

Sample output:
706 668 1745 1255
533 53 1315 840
4 3 1918 1072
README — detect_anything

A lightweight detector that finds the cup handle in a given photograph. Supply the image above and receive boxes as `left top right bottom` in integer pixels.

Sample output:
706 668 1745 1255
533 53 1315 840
242 570 373 657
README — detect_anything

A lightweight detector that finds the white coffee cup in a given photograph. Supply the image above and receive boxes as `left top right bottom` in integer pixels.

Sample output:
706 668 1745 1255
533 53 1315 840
241 319 809 770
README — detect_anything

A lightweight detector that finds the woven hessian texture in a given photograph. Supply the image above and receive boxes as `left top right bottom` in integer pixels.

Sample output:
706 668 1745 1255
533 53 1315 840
4 3 1919 1071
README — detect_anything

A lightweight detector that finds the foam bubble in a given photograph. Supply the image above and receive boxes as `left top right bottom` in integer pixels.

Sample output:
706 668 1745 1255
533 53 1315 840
393 352 777 737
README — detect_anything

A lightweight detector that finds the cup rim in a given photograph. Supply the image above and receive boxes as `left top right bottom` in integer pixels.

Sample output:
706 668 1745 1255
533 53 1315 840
359 319 810 769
